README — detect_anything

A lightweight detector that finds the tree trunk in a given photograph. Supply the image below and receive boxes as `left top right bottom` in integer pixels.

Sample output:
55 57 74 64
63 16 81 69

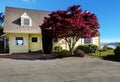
42 33 52 54
65 37 80 55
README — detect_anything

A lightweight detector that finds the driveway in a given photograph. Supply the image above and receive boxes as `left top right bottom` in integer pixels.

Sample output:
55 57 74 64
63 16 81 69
0 57 120 82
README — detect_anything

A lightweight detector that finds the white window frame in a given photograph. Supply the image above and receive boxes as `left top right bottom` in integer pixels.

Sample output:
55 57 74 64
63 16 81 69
15 37 24 46
21 17 31 26
23 18 30 26
84 38 92 44
20 12 32 26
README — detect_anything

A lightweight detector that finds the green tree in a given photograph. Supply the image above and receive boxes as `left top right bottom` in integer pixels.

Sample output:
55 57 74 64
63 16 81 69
0 13 4 26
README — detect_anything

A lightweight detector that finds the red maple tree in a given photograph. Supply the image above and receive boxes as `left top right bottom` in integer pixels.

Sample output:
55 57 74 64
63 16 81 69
41 5 99 54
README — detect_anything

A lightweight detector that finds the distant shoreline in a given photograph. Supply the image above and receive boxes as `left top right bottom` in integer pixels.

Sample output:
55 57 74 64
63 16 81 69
100 42 119 49
100 44 116 49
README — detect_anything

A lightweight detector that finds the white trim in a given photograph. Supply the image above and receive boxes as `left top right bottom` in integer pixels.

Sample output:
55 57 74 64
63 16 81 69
12 37 25 46
21 12 32 26
23 37 26 45
91 38 93 44
81 38 84 44
38 38 40 42
12 37 16 46
83 38 93 44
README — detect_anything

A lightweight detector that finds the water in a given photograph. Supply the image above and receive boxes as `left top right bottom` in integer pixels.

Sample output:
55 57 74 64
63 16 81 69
100 45 116 49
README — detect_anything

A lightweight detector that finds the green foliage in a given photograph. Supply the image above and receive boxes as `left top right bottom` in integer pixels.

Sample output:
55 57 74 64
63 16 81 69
56 50 72 58
102 45 108 51
107 46 114 50
114 44 120 57
0 13 4 26
0 27 3 35
53 45 62 52
93 50 114 57
76 44 98 53
102 45 114 52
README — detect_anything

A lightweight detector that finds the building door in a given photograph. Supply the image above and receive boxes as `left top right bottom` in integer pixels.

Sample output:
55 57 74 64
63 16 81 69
29 34 41 52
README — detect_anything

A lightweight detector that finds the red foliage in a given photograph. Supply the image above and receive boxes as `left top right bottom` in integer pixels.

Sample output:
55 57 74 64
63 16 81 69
41 5 99 38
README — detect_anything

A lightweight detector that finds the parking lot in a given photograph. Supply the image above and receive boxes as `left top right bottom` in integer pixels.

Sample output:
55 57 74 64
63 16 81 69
0 57 120 82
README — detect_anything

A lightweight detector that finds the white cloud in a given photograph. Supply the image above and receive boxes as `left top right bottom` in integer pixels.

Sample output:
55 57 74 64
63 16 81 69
21 0 36 3
22 0 29 2
101 39 120 43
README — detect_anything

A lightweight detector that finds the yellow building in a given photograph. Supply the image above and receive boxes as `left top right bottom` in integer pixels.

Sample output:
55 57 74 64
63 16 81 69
53 36 100 51
4 7 100 54
4 7 50 54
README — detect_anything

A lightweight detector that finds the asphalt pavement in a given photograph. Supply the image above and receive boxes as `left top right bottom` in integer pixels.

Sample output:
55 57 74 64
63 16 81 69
0 57 120 82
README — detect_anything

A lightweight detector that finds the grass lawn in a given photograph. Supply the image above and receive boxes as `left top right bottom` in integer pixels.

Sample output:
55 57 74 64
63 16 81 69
91 50 114 57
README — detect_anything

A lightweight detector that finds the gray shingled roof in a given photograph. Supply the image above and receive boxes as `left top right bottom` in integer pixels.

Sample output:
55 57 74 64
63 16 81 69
4 7 50 33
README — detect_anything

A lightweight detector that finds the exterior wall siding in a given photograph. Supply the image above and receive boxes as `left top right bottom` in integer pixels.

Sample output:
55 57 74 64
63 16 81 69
92 36 100 47
29 34 42 51
6 33 99 53
53 36 100 51
74 39 82 48
9 33 29 54
7 33 42 54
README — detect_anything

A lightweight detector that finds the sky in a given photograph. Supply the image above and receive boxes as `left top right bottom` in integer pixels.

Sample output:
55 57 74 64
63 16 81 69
0 0 120 43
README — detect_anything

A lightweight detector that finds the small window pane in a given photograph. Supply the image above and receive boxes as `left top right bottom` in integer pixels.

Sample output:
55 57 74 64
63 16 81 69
16 37 24 45
32 37 37 42
84 38 92 44
24 18 29 25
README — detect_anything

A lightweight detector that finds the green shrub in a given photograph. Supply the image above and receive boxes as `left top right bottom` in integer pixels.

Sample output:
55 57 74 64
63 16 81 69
56 50 72 58
107 46 114 50
114 44 120 57
73 49 85 57
77 45 87 53
101 45 113 52
102 45 108 51
53 46 62 52
76 44 98 53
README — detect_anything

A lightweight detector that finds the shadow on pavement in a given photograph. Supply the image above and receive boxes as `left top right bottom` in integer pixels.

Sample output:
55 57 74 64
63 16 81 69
102 54 120 62
0 53 56 60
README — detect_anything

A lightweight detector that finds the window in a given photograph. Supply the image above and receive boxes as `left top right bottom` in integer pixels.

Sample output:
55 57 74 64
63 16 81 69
24 18 30 26
84 38 92 44
21 12 32 26
16 37 24 45
32 37 37 42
